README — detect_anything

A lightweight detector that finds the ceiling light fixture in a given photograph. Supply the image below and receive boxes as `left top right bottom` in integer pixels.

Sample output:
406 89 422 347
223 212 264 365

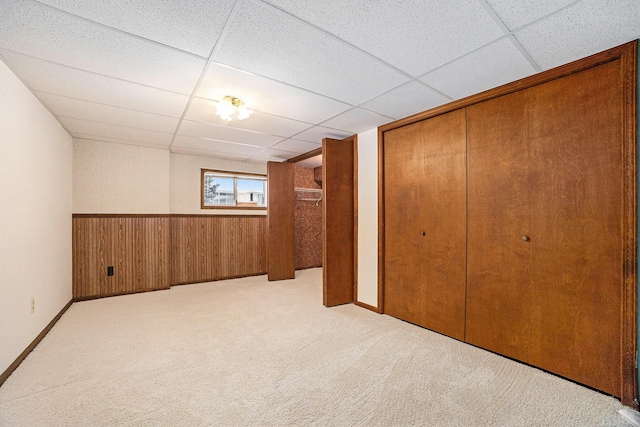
215 96 253 121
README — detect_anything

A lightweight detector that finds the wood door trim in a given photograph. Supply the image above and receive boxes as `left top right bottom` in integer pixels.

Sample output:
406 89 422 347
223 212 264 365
353 136 359 305
73 214 266 218
621 40 638 408
379 42 634 134
378 40 637 406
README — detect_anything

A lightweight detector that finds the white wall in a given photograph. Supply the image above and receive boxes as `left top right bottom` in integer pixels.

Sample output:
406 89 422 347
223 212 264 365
0 61 73 374
73 139 170 213
170 152 266 215
356 128 379 308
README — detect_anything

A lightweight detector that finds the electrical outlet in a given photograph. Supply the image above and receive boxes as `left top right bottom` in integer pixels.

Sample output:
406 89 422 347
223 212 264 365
107 266 114 276
31 297 35 314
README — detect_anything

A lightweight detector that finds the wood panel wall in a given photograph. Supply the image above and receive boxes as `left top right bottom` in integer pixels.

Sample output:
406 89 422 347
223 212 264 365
73 215 171 300
73 214 267 299
294 166 322 270
171 215 266 285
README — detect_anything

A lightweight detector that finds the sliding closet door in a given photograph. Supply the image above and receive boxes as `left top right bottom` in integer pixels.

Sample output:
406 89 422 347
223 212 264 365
466 59 624 396
384 109 467 340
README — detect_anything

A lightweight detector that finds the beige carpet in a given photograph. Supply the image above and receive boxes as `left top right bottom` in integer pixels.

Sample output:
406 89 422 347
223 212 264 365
0 268 629 426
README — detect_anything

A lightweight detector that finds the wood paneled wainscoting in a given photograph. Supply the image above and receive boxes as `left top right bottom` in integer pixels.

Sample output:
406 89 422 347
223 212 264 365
171 215 266 285
73 214 267 299
73 215 171 300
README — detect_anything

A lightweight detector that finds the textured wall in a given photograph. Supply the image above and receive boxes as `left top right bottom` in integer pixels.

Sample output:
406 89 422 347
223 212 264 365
170 152 267 215
294 166 322 270
73 140 170 213
0 61 73 375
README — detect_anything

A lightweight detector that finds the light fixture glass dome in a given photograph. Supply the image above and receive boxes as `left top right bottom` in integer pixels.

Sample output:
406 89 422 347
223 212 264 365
215 96 253 121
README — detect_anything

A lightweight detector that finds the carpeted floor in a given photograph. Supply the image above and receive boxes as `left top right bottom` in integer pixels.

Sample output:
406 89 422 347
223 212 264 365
0 268 629 426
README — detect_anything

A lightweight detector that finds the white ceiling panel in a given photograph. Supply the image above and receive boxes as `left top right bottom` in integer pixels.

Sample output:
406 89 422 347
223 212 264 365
485 0 578 31
37 93 180 134
59 117 174 146
0 50 190 117
256 147 300 161
171 145 251 162
0 0 206 94
321 108 393 134
514 0 640 70
74 135 170 150
262 0 505 77
360 81 452 120
173 134 265 157
36 0 236 57
270 139 320 155
177 120 284 148
214 0 409 105
420 38 536 100
291 126 352 145
197 62 352 124
185 97 311 138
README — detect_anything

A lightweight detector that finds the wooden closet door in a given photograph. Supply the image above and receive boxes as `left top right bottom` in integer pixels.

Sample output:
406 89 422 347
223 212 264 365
466 60 623 396
267 161 295 281
384 109 467 340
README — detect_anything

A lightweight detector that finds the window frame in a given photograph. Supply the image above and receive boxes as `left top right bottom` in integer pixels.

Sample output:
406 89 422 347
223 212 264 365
200 169 267 210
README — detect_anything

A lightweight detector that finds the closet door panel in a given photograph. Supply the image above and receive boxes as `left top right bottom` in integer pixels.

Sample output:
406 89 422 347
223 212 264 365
467 59 624 396
526 60 622 395
466 91 533 361
384 109 467 340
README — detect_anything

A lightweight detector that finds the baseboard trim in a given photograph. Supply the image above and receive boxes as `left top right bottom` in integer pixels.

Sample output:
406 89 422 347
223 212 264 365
0 299 73 387
354 300 382 313
171 272 267 287
73 286 170 302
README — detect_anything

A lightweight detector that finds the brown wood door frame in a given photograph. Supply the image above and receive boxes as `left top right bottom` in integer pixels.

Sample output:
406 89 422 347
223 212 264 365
377 41 637 406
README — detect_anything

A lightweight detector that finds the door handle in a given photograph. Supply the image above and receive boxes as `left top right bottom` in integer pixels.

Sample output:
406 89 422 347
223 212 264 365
421 231 426 236
522 235 530 241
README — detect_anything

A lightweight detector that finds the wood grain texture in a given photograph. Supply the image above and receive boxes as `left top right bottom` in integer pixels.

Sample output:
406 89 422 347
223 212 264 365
267 162 295 281
384 109 467 341
323 136 355 307
378 41 637 404
466 59 625 397
294 166 322 270
170 215 266 285
73 216 170 300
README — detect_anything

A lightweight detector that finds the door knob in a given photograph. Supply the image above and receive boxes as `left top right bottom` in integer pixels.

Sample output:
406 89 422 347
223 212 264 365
421 231 426 236
522 235 530 241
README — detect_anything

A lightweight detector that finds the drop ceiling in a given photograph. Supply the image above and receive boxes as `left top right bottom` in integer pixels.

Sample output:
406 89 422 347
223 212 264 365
1 0 638 163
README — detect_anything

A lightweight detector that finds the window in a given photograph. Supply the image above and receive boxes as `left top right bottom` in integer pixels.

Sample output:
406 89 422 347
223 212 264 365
201 169 267 209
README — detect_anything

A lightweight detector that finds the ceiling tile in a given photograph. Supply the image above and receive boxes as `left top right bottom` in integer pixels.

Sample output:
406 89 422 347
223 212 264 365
0 0 206 94
360 81 452 120
514 0 640 70
256 147 300 161
484 0 577 30
173 135 265 157
36 0 236 57
37 93 180 134
0 50 190 117
177 120 284 148
73 134 170 150
197 63 351 124
214 1 408 104
59 117 174 146
290 126 352 144
321 108 392 134
185 97 311 138
262 0 505 76
419 38 536 100
270 139 320 154
171 145 252 162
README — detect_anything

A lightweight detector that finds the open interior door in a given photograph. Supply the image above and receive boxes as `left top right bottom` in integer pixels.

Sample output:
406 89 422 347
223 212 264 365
323 136 355 306
267 161 295 281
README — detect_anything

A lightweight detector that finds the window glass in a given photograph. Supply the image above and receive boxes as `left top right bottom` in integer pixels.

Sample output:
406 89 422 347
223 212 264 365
202 170 267 209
